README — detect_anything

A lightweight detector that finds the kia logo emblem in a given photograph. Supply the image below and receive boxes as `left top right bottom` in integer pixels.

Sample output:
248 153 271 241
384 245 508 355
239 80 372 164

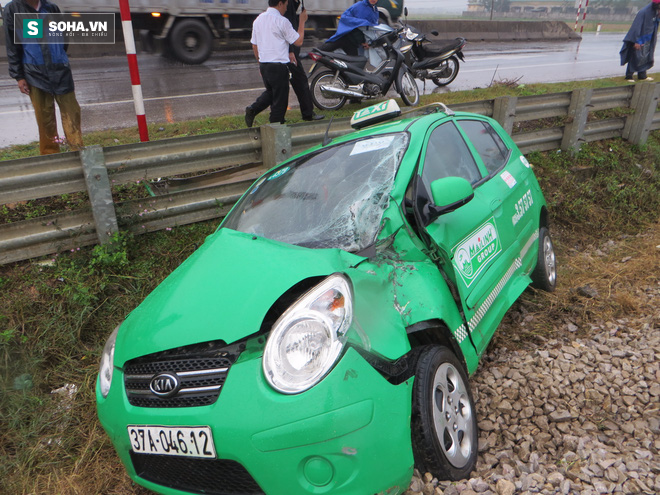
149 373 180 398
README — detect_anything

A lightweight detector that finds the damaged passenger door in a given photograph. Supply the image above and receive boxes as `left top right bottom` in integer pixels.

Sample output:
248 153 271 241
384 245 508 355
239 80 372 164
414 119 524 356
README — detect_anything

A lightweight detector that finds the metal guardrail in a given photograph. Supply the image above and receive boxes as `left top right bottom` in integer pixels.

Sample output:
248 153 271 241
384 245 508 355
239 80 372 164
1 83 659 265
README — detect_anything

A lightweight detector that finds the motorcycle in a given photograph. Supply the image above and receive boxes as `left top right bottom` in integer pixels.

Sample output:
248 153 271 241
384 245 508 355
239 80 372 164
307 23 419 111
397 9 466 87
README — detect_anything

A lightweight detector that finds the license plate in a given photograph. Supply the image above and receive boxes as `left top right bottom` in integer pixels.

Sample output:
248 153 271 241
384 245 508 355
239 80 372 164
127 425 216 458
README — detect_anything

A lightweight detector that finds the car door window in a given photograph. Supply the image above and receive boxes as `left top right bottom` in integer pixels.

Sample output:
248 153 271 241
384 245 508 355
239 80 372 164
421 122 482 192
457 120 510 175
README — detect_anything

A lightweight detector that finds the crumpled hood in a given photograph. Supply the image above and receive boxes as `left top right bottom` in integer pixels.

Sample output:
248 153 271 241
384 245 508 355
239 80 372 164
114 229 365 365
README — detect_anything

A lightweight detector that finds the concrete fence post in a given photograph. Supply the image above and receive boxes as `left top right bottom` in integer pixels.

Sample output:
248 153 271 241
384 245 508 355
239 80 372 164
80 146 119 244
493 96 518 135
623 82 660 145
261 124 292 170
561 87 592 154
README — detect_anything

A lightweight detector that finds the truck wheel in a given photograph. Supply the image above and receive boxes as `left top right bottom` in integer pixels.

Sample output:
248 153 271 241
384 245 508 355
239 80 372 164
168 19 213 65
412 346 478 481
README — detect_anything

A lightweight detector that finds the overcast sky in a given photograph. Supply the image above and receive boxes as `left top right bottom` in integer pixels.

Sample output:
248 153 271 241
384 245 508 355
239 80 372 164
404 0 469 14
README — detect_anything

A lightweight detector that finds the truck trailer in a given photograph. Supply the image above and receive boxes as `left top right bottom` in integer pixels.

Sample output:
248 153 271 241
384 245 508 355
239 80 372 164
51 0 404 64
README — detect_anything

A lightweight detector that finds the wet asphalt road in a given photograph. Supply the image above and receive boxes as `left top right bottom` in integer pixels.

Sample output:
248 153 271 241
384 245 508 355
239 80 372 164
0 33 630 148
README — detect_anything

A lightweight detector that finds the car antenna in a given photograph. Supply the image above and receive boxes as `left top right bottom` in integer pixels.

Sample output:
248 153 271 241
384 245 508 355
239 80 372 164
322 116 334 146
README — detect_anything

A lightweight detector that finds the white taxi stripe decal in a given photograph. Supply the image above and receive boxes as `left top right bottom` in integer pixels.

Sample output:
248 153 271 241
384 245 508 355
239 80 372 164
455 324 468 343
453 230 539 342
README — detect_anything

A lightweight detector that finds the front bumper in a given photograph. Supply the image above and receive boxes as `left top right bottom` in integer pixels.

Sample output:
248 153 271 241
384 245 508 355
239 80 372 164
97 346 415 495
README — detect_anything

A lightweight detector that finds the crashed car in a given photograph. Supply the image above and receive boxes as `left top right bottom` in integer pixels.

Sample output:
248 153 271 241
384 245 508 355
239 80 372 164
97 100 557 495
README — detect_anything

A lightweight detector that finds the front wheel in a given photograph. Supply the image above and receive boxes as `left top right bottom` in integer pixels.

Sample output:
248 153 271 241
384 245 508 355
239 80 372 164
531 226 557 292
412 346 478 481
398 70 420 106
310 70 348 111
432 56 460 87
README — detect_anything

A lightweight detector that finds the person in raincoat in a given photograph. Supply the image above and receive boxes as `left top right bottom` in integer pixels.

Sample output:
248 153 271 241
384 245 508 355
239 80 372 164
318 0 379 56
620 0 660 82
3 0 84 154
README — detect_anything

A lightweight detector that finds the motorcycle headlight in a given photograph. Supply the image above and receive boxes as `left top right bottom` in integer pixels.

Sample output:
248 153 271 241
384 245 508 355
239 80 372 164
263 274 353 394
98 324 120 398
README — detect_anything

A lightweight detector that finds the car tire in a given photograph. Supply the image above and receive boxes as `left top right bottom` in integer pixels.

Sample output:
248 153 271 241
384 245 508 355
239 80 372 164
168 19 213 65
310 70 348 111
531 226 557 292
411 346 478 481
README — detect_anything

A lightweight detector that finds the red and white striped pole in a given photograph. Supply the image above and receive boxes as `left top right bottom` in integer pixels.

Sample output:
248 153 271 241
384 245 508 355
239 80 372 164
579 0 590 35
574 0 583 31
118 0 149 142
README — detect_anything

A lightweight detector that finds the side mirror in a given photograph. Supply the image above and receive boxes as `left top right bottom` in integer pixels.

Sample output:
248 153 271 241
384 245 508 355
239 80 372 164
404 7 408 17
431 30 439 36
428 176 474 221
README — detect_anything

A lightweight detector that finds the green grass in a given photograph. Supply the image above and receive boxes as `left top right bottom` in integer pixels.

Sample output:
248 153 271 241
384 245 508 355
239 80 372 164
0 76 659 494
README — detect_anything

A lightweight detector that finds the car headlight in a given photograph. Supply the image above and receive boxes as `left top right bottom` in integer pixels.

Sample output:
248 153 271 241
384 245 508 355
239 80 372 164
98 324 120 398
263 274 353 394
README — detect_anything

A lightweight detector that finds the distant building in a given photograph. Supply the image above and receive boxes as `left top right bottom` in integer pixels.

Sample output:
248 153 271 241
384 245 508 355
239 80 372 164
466 0 634 15
507 0 574 14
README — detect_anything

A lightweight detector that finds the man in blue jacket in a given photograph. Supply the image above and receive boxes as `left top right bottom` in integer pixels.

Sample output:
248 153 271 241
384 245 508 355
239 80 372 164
620 0 660 82
3 0 83 154
319 0 379 56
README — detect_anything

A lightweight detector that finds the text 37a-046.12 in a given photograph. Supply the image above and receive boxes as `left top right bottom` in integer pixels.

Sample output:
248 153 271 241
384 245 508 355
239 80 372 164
127 425 216 458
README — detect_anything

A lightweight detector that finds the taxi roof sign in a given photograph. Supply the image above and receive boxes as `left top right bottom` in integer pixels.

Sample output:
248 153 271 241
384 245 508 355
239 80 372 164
350 99 401 129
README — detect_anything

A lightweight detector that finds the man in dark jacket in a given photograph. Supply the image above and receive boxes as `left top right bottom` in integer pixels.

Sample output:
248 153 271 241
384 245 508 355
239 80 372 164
284 0 323 123
620 0 660 82
3 0 83 154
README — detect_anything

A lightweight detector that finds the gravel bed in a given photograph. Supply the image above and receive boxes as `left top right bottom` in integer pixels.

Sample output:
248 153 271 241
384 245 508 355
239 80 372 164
405 287 659 495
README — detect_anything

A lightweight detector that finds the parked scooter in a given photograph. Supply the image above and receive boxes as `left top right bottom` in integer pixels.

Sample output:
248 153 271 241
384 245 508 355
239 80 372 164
397 8 466 87
307 24 419 111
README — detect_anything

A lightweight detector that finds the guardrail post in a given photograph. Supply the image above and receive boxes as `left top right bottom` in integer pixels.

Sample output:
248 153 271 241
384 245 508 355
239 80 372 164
261 124 292 169
623 82 660 145
493 96 517 134
561 88 592 154
80 145 119 244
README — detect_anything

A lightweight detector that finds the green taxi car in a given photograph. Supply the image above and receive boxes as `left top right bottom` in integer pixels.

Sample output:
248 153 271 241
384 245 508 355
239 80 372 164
97 100 557 495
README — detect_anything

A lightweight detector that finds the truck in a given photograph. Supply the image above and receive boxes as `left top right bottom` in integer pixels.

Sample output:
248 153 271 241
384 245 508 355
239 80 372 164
52 0 404 64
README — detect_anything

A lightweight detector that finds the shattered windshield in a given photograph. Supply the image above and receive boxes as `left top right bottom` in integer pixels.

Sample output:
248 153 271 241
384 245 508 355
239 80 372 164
221 132 409 252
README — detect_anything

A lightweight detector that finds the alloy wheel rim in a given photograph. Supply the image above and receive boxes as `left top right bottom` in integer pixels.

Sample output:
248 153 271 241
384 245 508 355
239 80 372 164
543 236 556 285
431 362 473 468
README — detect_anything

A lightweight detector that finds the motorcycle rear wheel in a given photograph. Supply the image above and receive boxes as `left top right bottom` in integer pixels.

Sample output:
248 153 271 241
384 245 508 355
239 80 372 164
399 71 420 106
432 56 460 87
311 70 349 111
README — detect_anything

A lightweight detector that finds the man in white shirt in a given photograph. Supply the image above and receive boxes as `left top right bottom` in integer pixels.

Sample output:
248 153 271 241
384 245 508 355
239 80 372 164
246 0 308 127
